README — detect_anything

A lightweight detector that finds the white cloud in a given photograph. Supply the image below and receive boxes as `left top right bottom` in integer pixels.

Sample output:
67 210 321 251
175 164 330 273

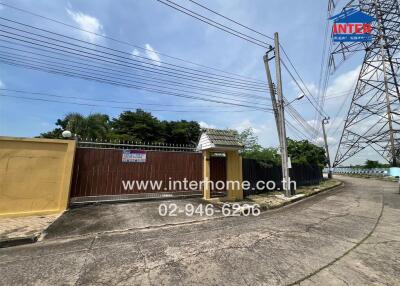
131 49 140 57
315 136 336 145
290 81 319 99
145 44 161 65
0 79 4 88
199 121 216 129
235 119 268 134
325 65 361 101
66 8 104 43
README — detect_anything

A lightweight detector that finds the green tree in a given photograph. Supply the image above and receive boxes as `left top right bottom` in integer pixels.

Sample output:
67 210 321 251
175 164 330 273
40 109 201 144
162 120 201 145
287 138 327 167
242 147 281 166
364 160 384 168
40 113 110 139
238 128 260 152
110 109 163 142
239 128 281 166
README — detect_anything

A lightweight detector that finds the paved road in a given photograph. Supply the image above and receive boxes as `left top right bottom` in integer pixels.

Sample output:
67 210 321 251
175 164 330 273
1 176 399 285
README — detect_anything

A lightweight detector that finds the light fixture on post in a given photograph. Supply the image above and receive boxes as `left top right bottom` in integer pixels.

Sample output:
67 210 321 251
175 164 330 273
283 93 305 196
285 94 305 107
61 130 72 139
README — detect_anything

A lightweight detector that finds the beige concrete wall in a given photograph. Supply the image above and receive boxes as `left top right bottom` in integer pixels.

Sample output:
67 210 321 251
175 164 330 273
0 137 76 218
226 151 243 201
202 150 211 199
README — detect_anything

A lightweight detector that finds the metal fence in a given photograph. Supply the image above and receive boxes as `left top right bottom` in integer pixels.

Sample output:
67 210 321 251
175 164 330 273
78 140 198 152
329 167 389 176
243 159 322 196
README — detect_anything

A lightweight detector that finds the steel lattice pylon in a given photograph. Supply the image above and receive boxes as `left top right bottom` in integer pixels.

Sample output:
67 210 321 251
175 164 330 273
330 0 400 167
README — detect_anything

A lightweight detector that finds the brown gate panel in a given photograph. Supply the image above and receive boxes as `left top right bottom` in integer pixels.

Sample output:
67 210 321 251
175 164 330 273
210 156 227 196
70 148 202 199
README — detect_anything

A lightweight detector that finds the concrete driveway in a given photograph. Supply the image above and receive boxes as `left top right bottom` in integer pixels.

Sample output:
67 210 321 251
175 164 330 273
44 198 223 239
0 176 399 285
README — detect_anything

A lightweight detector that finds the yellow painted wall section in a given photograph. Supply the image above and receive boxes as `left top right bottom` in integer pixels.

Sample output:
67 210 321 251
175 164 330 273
0 137 76 218
226 151 243 201
202 150 211 199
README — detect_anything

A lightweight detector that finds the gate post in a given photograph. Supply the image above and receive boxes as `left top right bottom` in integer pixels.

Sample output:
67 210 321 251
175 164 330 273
226 151 243 201
202 150 211 199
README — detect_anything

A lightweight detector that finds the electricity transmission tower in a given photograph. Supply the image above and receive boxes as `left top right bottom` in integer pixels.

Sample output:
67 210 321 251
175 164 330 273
331 0 400 167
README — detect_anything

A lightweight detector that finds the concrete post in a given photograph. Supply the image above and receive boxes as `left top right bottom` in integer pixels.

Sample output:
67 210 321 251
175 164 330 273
202 150 211 200
226 151 243 201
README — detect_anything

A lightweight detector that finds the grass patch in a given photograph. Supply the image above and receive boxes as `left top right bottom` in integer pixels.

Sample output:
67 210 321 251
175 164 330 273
244 178 342 210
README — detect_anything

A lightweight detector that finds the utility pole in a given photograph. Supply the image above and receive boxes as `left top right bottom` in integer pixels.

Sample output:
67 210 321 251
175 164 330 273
263 48 281 146
322 117 332 179
263 33 291 197
274 33 291 197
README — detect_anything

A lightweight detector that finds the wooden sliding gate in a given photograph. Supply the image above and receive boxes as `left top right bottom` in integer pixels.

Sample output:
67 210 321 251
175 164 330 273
70 142 203 203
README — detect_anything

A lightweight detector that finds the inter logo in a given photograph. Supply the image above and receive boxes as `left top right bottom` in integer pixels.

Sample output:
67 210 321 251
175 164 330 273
330 8 375 42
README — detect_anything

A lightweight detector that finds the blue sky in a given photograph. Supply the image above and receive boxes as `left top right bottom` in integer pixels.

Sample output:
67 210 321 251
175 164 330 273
0 0 368 163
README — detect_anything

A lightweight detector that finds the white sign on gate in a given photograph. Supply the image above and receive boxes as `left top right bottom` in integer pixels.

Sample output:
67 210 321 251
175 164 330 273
122 150 146 163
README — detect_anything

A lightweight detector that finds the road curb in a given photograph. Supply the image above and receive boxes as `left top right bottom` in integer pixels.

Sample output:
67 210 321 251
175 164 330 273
0 234 39 248
0 214 62 249
260 180 345 211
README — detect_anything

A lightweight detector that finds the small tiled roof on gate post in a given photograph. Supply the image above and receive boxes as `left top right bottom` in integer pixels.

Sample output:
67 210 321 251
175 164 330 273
197 128 244 151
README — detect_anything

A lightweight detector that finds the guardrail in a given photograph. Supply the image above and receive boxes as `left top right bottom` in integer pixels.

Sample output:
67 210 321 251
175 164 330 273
324 167 400 178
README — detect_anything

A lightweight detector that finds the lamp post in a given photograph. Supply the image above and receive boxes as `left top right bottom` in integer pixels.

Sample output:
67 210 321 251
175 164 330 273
283 93 305 195
322 117 332 179
285 94 305 107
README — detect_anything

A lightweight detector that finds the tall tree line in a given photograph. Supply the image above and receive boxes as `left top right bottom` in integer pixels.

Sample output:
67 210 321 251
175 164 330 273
40 109 201 145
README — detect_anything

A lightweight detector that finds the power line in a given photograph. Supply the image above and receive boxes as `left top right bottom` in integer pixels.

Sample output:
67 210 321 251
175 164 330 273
155 0 271 49
293 89 356 105
186 0 274 40
0 42 269 101
0 18 269 90
313 1 339 140
0 19 277 110
280 59 328 119
0 40 270 107
1 0 329 139
0 30 270 96
0 88 264 109
285 104 320 137
0 49 266 105
0 92 267 113
155 0 328 137
0 58 273 111
280 47 326 115
0 1 266 83
286 120 314 141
